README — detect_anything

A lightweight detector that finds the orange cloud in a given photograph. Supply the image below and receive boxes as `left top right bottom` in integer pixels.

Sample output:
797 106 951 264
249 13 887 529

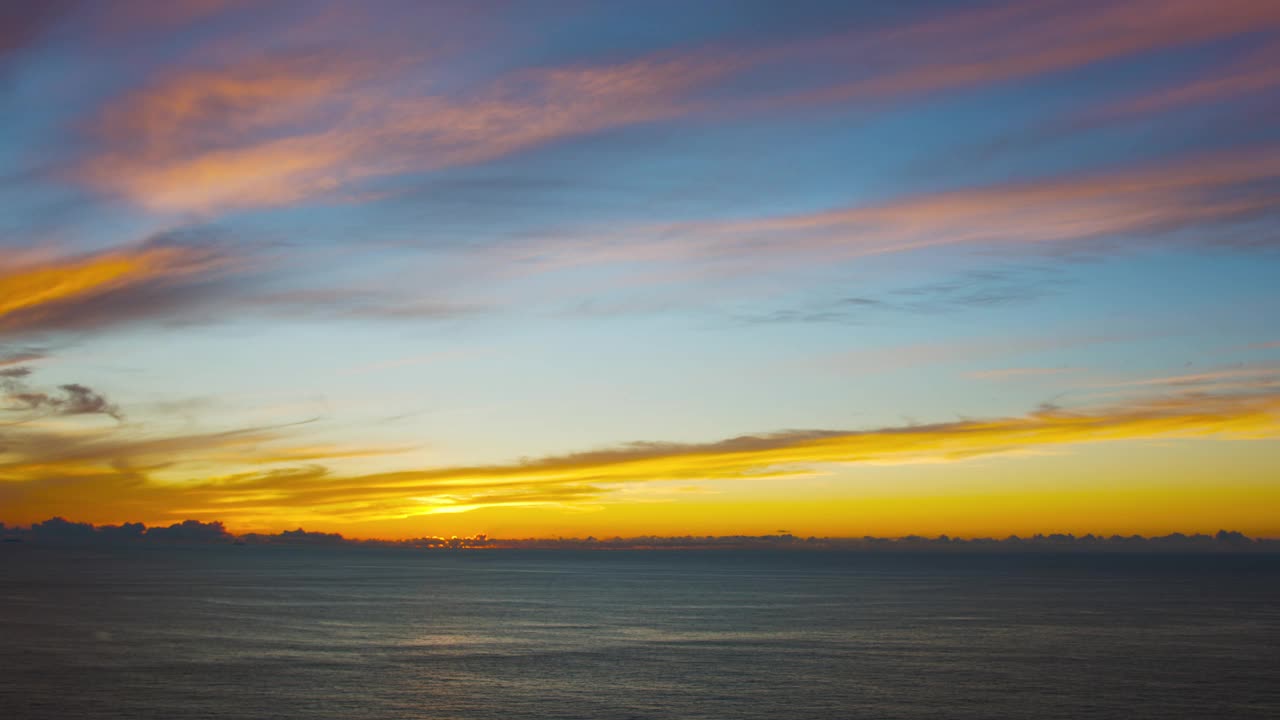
78 0 1280 214
98 52 362 154
0 242 229 337
82 48 735 213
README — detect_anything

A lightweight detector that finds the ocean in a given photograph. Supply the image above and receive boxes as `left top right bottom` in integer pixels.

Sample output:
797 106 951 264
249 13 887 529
1 545 1277 719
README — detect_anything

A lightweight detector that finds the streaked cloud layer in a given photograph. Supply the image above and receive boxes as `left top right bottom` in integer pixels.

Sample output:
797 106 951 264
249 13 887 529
63 0 1280 214
533 147 1280 273
3 383 1277 530
1 0 1277 538
81 33 732 213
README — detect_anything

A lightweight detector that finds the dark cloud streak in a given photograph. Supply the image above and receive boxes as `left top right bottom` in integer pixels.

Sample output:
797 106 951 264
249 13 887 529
736 265 1068 326
1 367 122 421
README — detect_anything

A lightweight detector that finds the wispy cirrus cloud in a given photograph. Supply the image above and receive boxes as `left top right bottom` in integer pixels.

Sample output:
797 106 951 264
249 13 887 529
961 39 1280 165
694 148 1280 258
242 288 485 321
71 0 1280 215
498 146 1280 280
1083 365 1280 399
1089 41 1280 122
765 0 1280 107
1124 367 1280 389
81 46 736 213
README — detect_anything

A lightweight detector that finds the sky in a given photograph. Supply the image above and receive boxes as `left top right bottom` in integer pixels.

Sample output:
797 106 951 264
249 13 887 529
1 0 1278 540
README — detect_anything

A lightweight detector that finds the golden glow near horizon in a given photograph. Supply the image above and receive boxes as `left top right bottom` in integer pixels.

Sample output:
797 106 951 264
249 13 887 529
2 0 1279 540
3 388 1278 538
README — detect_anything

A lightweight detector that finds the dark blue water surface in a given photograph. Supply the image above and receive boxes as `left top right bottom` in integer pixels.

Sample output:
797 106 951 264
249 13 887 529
1 546 1277 719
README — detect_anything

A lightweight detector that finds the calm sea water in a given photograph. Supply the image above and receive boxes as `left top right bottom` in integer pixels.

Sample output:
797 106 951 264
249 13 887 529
1 546 1277 719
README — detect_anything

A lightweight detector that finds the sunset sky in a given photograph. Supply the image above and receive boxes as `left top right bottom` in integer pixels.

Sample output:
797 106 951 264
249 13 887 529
2 0 1278 540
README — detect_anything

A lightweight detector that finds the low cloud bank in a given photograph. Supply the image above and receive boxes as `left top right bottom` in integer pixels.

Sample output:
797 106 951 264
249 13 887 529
1 518 1276 552
5 517 232 544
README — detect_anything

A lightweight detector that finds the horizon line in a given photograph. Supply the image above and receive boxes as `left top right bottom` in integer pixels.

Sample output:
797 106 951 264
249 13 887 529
3 517 1278 552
